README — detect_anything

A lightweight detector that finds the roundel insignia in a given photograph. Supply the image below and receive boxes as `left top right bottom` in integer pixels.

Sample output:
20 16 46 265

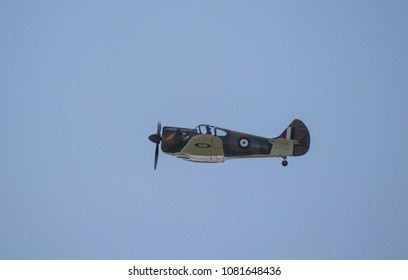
238 137 250 149
195 143 211 148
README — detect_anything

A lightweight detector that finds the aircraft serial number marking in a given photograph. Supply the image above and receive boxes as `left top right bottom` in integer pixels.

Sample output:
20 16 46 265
252 143 270 150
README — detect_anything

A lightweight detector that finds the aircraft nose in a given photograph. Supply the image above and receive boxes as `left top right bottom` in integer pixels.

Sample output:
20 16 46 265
149 134 161 144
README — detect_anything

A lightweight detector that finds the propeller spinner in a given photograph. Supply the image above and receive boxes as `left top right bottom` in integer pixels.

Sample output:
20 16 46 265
148 122 162 170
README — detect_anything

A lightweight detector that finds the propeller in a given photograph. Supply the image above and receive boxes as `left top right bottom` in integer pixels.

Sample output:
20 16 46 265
148 122 162 170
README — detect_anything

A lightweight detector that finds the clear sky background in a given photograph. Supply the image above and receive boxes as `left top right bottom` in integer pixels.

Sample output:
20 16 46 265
1 1 407 260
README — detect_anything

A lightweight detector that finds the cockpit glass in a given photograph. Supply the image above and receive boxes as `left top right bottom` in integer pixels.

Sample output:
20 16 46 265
195 125 227 137
215 128 227 136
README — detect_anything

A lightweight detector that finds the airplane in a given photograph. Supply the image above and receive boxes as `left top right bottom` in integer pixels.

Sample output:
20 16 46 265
148 119 310 170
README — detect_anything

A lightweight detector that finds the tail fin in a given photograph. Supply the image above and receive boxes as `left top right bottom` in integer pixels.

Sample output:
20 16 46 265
276 119 310 156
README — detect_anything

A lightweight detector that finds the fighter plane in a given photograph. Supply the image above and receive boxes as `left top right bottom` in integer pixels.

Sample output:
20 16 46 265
148 119 310 169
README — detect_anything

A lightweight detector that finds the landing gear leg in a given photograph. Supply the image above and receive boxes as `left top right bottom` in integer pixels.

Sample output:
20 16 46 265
281 157 288 167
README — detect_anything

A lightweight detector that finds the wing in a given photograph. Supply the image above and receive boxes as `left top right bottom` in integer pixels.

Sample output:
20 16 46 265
176 134 224 163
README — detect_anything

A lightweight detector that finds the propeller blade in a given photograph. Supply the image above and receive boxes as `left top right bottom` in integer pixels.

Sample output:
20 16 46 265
157 122 161 136
154 143 159 170
149 121 161 170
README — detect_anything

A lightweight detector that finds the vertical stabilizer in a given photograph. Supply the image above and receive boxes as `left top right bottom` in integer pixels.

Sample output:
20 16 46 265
275 119 310 156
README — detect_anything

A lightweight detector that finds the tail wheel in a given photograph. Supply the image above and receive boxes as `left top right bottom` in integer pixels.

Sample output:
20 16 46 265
282 159 288 167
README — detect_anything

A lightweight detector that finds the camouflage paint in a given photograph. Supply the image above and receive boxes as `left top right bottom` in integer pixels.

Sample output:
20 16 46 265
159 119 310 162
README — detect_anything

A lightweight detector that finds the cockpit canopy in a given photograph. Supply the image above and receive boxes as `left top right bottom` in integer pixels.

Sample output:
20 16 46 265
194 125 227 137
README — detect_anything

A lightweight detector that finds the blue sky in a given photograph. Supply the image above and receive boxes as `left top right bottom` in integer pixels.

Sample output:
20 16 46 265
1 1 407 259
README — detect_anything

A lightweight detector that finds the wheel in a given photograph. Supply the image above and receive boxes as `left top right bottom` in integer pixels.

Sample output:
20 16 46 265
282 160 288 167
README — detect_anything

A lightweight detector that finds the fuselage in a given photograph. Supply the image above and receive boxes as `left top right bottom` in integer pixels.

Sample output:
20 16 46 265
161 125 273 159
